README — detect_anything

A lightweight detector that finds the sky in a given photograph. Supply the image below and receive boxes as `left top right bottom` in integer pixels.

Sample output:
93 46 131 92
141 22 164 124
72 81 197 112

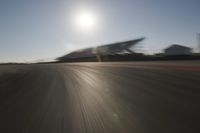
0 0 200 62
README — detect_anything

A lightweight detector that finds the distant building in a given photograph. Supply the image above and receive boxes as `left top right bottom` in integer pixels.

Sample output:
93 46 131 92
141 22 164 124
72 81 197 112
164 44 192 56
58 38 145 61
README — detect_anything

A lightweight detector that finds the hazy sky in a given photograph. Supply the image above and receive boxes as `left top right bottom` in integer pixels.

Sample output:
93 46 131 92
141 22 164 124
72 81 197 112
0 0 200 62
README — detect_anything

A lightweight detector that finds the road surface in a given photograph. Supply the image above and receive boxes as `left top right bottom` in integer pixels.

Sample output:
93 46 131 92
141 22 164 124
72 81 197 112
0 61 200 133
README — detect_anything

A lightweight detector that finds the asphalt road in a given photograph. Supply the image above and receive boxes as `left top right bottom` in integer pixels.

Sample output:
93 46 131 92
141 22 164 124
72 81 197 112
0 61 200 133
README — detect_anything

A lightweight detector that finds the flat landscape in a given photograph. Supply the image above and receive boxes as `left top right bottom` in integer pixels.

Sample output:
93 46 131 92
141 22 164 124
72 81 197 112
0 61 200 133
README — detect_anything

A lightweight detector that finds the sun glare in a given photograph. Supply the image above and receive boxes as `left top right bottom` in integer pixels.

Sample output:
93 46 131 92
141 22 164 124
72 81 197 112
75 11 96 31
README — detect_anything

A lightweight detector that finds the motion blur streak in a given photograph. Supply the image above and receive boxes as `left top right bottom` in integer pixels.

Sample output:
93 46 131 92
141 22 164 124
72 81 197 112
0 61 200 133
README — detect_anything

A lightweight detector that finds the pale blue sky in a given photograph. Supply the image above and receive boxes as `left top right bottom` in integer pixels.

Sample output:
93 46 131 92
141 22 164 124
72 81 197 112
0 0 200 62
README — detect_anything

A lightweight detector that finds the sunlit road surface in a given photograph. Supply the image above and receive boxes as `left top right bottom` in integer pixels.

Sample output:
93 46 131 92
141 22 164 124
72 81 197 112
0 61 200 133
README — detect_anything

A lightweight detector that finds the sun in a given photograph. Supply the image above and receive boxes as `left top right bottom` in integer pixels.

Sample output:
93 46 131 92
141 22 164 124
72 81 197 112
75 11 96 30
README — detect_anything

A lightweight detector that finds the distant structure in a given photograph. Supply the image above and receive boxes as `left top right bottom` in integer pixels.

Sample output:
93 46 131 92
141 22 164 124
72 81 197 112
58 38 145 61
164 44 192 56
96 38 145 55
198 33 200 53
